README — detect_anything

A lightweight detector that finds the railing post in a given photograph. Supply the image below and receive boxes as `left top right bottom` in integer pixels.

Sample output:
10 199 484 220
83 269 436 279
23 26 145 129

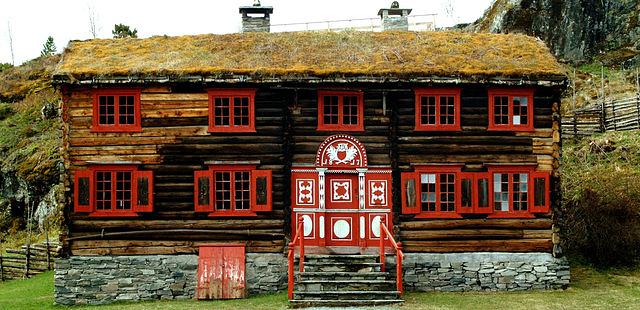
287 243 294 300
379 221 385 272
298 218 304 273
396 242 403 295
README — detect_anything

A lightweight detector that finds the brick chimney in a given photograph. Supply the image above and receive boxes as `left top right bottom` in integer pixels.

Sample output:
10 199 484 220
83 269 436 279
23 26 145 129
378 1 412 31
239 0 274 33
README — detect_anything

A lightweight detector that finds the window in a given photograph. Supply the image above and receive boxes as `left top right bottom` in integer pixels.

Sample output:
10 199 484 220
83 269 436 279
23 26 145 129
317 91 364 131
208 89 256 133
414 88 461 131
486 166 551 218
194 165 272 216
401 166 462 218
488 89 534 131
401 165 551 218
73 166 153 216
92 90 141 132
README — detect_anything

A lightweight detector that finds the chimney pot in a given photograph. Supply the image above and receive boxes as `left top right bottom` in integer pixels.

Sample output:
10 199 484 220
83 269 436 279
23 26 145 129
239 2 273 33
378 1 412 31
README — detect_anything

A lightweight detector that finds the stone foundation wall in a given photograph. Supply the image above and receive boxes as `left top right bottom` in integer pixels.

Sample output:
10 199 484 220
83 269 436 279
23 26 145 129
402 252 570 292
54 253 287 305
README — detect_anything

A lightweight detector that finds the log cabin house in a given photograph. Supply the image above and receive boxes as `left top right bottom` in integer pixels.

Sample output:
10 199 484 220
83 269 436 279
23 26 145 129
53 2 569 307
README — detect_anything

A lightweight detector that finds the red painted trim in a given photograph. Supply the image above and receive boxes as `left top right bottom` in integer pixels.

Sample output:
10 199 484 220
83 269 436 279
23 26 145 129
413 166 463 218
487 212 536 219
198 243 247 248
317 90 364 132
531 171 551 214
414 88 462 131
91 89 142 133
487 165 544 218
87 211 139 218
197 164 267 217
207 89 257 133
133 170 154 213
250 169 272 212
73 169 93 213
487 88 535 132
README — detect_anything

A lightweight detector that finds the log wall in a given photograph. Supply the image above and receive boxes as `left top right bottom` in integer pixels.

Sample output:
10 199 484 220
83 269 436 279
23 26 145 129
60 83 562 256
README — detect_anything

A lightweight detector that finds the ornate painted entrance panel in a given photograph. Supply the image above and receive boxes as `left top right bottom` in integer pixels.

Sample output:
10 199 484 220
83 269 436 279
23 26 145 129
291 135 392 252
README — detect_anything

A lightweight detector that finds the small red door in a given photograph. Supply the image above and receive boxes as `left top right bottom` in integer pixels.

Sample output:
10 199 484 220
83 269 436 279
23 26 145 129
197 244 246 299
325 174 359 247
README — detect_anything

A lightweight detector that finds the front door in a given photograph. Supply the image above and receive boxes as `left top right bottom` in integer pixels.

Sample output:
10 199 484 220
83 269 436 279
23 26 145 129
324 174 359 247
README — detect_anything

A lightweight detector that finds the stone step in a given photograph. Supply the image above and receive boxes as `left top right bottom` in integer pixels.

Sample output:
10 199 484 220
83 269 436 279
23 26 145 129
293 290 401 301
295 279 396 292
301 261 382 272
299 271 390 281
289 299 404 308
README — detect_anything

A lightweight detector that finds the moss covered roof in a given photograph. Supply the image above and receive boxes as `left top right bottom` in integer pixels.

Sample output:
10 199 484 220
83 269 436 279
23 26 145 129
54 31 566 82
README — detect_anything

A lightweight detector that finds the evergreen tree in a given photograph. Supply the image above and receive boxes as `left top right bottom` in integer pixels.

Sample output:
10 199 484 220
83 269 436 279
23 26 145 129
40 36 56 57
112 24 138 38
0 63 12 73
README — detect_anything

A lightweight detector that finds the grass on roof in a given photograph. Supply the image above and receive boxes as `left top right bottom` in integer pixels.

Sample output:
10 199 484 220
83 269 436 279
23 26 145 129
55 31 566 80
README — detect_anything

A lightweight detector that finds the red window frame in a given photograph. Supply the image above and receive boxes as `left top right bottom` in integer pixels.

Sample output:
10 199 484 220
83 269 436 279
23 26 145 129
73 165 153 217
401 165 551 219
486 166 551 218
414 88 461 131
405 165 463 219
92 89 142 132
317 90 364 131
207 89 257 133
194 165 272 217
488 89 534 131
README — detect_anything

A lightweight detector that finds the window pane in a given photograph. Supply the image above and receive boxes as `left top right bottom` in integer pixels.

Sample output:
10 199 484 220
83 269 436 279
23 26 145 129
214 97 230 126
513 96 528 125
420 173 436 212
461 178 472 208
215 172 231 210
513 173 528 211
534 177 546 207
420 96 436 125
198 176 210 206
233 97 250 126
137 176 149 206
323 96 339 125
494 96 509 125
493 173 509 211
118 95 135 125
477 178 489 208
115 171 132 210
99 96 115 125
96 172 112 210
78 177 91 206
440 96 455 125
343 96 359 125
234 171 250 210
439 173 455 212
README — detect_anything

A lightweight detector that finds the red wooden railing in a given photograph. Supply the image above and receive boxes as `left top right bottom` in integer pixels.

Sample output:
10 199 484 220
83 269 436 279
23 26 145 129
379 221 404 295
287 217 305 300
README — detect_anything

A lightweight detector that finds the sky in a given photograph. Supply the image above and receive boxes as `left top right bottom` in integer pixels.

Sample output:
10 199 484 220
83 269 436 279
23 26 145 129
0 0 493 65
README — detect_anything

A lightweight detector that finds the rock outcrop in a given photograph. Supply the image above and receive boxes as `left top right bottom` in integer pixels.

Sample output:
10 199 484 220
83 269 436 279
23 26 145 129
471 0 640 63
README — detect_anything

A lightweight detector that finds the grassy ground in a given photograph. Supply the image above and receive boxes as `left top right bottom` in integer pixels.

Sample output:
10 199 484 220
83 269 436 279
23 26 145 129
1 264 639 309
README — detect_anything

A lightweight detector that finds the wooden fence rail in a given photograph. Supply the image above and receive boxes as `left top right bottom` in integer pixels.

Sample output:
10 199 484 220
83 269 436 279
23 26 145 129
562 95 640 138
0 241 60 281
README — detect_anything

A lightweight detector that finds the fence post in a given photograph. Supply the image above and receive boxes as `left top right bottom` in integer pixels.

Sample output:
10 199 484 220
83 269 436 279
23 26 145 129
573 114 578 141
24 244 30 279
600 102 606 132
0 255 4 281
611 100 617 131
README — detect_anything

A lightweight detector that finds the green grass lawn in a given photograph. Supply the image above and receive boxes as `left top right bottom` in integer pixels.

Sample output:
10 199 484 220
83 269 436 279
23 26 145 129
1 264 639 310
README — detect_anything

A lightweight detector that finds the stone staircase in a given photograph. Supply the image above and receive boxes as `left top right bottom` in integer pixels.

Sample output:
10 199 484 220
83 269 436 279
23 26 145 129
289 254 403 308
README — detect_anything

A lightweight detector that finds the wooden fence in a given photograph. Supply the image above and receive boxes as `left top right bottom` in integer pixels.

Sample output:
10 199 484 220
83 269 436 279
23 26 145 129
562 95 640 138
0 241 61 281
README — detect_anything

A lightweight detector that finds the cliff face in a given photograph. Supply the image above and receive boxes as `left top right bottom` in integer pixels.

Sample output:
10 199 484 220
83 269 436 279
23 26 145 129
471 0 640 63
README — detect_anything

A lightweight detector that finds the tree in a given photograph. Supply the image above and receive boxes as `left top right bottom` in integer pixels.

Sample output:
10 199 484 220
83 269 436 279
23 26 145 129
88 5 99 38
0 63 12 73
7 21 14 65
40 36 57 57
112 24 138 39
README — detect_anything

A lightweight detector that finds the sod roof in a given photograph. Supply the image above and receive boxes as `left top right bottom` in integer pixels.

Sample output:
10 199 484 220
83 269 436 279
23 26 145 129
54 31 566 83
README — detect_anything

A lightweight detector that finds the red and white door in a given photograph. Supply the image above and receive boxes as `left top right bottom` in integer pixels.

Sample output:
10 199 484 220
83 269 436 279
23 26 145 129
291 135 392 253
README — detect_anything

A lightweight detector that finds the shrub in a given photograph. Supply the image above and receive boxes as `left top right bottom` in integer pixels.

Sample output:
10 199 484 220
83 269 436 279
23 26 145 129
562 132 640 266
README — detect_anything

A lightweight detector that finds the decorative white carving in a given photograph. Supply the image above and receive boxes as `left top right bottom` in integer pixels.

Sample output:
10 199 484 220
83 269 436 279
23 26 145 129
369 180 387 206
372 215 382 238
319 216 325 239
331 180 351 202
302 214 313 237
359 216 365 239
326 143 358 165
333 219 350 239
296 179 315 205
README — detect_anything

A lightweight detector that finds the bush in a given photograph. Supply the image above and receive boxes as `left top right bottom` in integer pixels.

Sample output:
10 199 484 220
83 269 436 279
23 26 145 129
0 103 13 121
562 132 640 266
